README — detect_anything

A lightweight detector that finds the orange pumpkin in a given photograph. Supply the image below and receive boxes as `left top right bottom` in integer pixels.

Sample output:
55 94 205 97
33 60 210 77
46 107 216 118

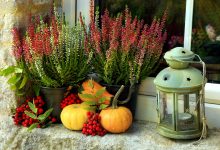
99 85 133 133
60 104 95 130
100 106 132 133
78 80 113 104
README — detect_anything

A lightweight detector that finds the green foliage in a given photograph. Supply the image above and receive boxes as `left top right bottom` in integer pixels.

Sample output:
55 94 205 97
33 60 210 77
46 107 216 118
99 51 133 85
24 14 92 88
83 6 167 86
24 101 53 131
80 80 111 110
0 61 28 95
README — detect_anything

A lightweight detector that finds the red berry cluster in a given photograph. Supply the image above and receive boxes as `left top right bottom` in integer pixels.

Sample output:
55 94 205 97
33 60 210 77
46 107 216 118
13 96 56 127
82 112 107 136
60 93 82 109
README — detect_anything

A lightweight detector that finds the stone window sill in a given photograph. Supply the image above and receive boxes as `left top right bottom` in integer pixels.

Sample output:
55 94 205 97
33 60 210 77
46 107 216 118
1 115 220 150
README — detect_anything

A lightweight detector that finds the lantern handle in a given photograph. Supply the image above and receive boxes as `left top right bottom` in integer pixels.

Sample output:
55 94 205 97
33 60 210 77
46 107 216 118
172 54 208 141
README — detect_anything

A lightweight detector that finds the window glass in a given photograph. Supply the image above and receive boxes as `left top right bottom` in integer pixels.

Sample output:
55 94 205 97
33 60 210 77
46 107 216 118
192 0 220 83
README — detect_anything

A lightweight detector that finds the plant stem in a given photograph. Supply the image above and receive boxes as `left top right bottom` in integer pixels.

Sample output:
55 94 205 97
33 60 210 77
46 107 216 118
118 83 135 105
112 85 125 109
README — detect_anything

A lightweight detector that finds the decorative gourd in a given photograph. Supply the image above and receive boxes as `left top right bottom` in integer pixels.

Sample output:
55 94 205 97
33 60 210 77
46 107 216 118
78 80 113 104
99 85 133 133
60 103 95 130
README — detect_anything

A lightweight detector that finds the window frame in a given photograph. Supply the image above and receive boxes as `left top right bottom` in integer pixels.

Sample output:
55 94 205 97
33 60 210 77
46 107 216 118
184 0 220 102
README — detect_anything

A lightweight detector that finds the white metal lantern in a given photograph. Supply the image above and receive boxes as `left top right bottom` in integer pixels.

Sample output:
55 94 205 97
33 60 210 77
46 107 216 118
154 47 207 139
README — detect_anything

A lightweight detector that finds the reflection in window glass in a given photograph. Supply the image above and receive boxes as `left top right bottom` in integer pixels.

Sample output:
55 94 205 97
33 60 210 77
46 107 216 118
192 0 220 83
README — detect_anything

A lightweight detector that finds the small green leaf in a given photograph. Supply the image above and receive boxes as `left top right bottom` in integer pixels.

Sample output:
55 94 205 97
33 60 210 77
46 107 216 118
27 123 39 131
7 75 18 84
95 87 106 97
15 92 25 96
24 111 37 119
38 108 53 122
84 105 97 111
14 67 23 73
10 85 17 91
0 66 15 76
88 80 94 88
33 85 40 96
19 75 28 89
79 93 95 99
28 102 37 114
42 121 52 128
99 104 108 110
82 101 97 106
99 97 107 103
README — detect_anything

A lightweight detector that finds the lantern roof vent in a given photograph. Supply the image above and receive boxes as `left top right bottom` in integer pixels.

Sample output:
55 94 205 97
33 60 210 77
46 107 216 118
154 67 203 91
164 47 195 69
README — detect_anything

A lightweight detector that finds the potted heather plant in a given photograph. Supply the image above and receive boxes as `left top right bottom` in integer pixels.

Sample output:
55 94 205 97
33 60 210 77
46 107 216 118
11 9 92 120
80 4 167 115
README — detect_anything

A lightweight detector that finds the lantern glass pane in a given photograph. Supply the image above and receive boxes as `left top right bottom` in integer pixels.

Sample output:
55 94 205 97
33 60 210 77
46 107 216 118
159 92 174 130
177 94 198 131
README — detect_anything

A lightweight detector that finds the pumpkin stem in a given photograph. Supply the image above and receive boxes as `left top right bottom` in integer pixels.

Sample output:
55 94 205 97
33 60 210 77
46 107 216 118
112 85 125 109
118 82 135 104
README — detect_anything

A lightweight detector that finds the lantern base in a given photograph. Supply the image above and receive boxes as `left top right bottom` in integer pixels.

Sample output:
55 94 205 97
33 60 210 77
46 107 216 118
157 125 202 139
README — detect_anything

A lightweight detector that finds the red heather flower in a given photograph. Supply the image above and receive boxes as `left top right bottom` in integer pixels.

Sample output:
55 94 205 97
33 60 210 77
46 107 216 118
101 9 110 43
79 13 90 54
32 32 44 56
137 24 148 49
122 15 137 53
89 0 94 26
22 39 32 62
51 16 59 46
93 28 101 54
134 20 144 45
125 6 131 29
138 48 146 66
90 16 101 54
27 21 35 41
44 27 52 55
109 15 122 52
160 8 168 31
11 27 23 60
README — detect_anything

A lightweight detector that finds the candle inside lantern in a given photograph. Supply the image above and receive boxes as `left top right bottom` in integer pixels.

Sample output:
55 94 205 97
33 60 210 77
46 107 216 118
178 113 193 121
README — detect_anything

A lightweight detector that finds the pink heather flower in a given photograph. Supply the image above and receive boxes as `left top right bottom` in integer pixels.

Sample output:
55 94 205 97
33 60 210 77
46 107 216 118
27 22 35 41
44 27 52 55
149 18 157 33
51 16 59 46
89 0 94 26
106 48 112 60
11 27 23 60
84 5 167 75
125 6 131 29
137 24 148 49
22 39 32 62
134 20 144 45
93 28 101 54
32 32 44 56
79 13 90 54
109 15 122 52
101 9 110 43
